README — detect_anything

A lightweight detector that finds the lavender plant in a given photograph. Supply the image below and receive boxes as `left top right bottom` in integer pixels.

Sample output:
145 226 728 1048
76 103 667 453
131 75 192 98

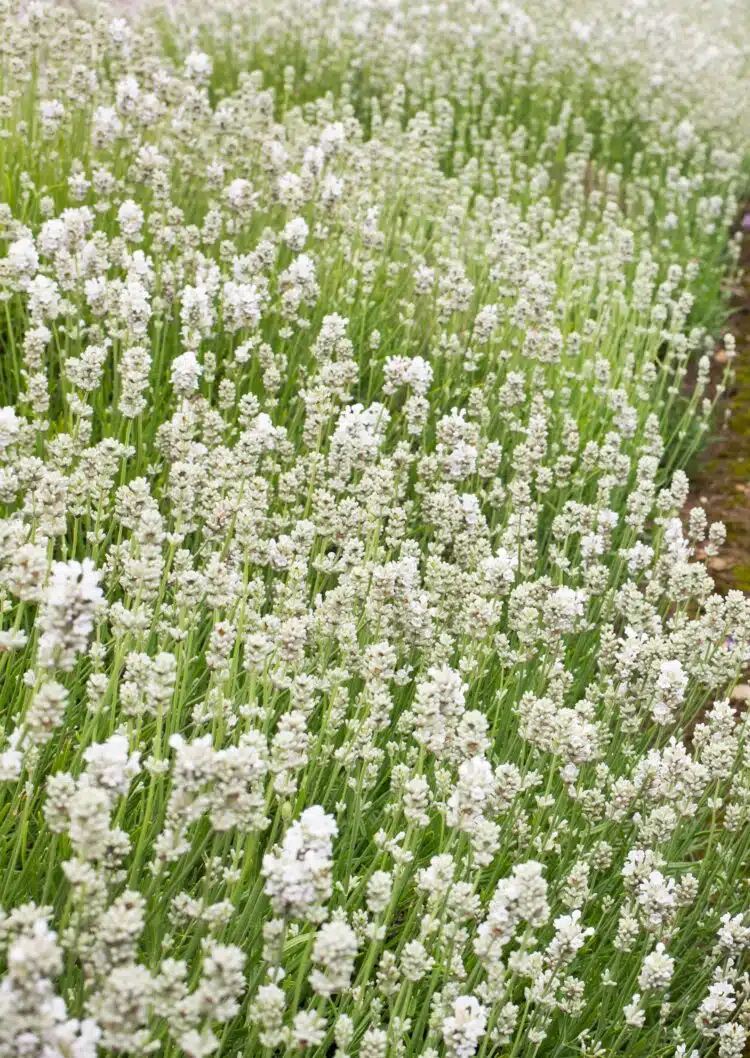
1 1 750 1056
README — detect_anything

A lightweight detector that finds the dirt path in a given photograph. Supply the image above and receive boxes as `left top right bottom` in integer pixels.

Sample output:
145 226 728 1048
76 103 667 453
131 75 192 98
687 211 750 595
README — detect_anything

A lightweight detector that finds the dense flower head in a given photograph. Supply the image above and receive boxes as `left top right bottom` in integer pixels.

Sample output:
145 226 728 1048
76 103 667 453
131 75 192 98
262 806 338 922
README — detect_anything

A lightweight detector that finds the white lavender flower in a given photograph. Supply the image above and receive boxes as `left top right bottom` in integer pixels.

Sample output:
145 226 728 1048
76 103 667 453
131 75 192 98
262 806 338 922
37 559 103 671
442 996 488 1058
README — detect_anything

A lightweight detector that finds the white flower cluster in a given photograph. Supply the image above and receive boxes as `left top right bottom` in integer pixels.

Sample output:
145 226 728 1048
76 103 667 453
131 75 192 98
262 806 338 922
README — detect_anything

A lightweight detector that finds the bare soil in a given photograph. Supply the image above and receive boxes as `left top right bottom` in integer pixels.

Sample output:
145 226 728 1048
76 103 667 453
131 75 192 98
687 212 750 594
